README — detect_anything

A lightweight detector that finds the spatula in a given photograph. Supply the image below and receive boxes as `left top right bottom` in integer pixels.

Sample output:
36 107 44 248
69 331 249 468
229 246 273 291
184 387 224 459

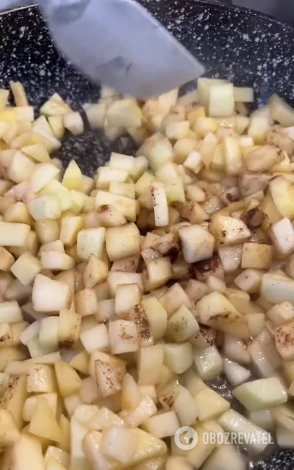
0 0 205 98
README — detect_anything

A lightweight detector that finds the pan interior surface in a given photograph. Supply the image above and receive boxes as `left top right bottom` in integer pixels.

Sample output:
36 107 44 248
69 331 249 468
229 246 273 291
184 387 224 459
0 3 294 469
0 2 293 175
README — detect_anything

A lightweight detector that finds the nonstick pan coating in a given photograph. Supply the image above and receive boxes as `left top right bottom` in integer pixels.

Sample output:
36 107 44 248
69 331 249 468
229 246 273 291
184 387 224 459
1 2 294 468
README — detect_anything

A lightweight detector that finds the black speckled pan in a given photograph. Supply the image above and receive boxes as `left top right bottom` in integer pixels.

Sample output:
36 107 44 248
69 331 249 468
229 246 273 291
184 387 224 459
1 2 294 468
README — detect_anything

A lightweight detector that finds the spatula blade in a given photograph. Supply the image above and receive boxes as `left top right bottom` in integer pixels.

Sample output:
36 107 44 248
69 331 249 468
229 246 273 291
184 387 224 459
42 0 205 98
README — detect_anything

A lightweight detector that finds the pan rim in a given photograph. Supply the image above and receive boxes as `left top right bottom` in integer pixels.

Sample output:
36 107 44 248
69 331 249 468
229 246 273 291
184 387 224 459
0 3 37 16
1 1 294 34
185 0 294 32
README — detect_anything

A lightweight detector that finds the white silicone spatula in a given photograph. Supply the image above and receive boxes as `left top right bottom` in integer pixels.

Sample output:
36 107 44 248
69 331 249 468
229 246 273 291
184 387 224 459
1 0 205 98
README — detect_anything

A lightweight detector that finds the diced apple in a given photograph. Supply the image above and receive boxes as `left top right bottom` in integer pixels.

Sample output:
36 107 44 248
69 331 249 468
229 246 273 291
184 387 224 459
197 292 250 340
32 274 71 313
48 115 65 139
64 112 84 136
41 250 75 271
11 252 41 286
83 102 106 130
115 284 142 319
51 362 80 401
95 359 122 398
81 323 110 353
119 396 157 428
129 304 154 348
179 224 215 263
186 426 216 468
160 282 193 317
4 201 33 225
22 393 58 422
8 150 35 183
246 145 283 172
145 257 173 290
62 160 83 191
269 94 294 126
270 217 294 256
75 288 98 317
10 433 44 470
190 324 216 350
60 215 83 247
166 121 190 139
70 189 88 214
87 406 125 432
58 414 70 452
223 359 251 386
164 343 193 374
41 180 72 212
0 408 20 448
247 410 274 432
0 221 30 246
234 269 263 294
166 456 193 470
194 346 223 381
40 93 73 116
142 411 180 439
0 375 27 429
77 227 106 260
210 214 251 246
241 243 273 269
0 301 22 324
159 383 198 426
0 89 9 111
184 150 203 173
109 319 138 354
248 340 275 378
46 457 67 470
85 427 167 469
203 444 246 470
269 175 294 219
219 409 271 454
39 316 59 352
167 305 199 342
82 254 108 289
209 83 234 117
121 373 142 411
141 296 167 340
137 344 164 385
32 115 53 135
27 364 55 393
275 320 294 359
267 302 294 326
150 182 169 227
97 167 129 189
106 223 140 261
70 351 89 375
106 99 142 127
195 387 230 422
68 416 90 469
233 377 287 411
246 313 265 337
29 196 61 221
28 395 62 442
30 163 59 193
261 272 294 304
100 427 139 463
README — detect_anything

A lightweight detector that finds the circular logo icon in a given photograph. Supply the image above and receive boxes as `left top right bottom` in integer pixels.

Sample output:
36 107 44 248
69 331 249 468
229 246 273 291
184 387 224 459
174 426 198 451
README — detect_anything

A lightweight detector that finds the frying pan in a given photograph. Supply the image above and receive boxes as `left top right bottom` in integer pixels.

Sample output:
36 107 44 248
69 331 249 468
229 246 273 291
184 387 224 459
1 1 294 468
